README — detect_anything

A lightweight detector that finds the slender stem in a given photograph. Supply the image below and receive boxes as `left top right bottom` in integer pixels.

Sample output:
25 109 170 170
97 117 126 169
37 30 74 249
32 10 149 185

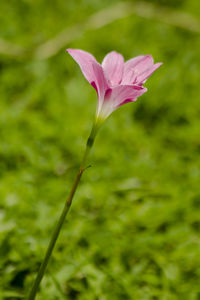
27 122 98 300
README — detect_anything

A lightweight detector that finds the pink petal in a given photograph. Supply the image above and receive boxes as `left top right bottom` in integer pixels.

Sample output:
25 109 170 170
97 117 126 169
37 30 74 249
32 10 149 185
107 84 147 108
67 48 108 99
98 84 147 119
92 62 109 103
136 62 163 84
67 49 97 83
122 55 154 84
102 51 124 86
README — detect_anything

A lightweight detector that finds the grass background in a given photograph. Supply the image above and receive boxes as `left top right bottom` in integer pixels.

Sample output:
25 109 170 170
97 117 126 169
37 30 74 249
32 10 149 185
0 0 200 299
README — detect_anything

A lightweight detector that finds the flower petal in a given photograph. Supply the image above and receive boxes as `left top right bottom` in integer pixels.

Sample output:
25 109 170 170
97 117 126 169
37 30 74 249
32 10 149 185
110 84 147 107
122 55 154 84
136 62 163 84
98 84 147 120
102 51 124 86
67 49 97 83
92 62 109 104
67 48 108 98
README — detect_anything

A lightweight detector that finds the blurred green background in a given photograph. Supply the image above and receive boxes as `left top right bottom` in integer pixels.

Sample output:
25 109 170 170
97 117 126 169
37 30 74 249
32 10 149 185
0 0 200 299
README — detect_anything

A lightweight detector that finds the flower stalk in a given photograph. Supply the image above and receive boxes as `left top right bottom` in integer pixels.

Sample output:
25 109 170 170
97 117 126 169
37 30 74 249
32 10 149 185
27 121 99 300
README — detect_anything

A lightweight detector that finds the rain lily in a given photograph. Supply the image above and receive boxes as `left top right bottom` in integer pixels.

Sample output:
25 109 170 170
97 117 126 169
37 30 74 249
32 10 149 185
66 49 162 121
27 49 162 300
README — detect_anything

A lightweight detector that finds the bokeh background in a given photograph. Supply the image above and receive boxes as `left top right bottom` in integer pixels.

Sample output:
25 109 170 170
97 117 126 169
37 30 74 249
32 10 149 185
0 0 200 299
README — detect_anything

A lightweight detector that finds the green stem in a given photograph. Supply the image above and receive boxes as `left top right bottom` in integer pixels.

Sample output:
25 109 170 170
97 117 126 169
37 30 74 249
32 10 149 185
27 122 99 300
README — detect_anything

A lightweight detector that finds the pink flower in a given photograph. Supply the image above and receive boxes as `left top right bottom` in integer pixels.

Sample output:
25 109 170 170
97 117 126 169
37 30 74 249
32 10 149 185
66 49 162 121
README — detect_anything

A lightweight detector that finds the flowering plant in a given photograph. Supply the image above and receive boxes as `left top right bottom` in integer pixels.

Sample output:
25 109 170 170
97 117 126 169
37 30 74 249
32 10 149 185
27 49 162 300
